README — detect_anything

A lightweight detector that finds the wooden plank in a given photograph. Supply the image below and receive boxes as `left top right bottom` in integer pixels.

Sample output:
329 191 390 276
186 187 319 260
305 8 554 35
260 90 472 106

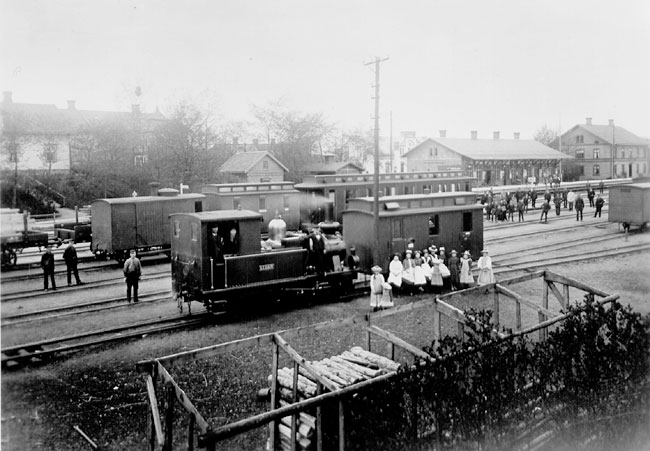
270 343 279 451
435 298 468 324
495 284 557 320
156 362 210 434
493 290 500 328
291 361 298 451
338 399 345 451
367 325 434 362
387 342 395 361
145 374 165 446
432 303 441 352
543 271 611 297
538 311 547 341
515 298 522 331
563 284 570 309
496 270 546 287
542 279 549 311
273 334 339 392
546 281 566 308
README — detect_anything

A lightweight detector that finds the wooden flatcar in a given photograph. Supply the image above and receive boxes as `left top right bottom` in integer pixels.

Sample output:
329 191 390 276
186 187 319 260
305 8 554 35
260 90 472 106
91 193 206 262
170 210 357 313
342 192 484 273
1 209 49 267
295 171 476 223
608 182 650 230
201 181 301 233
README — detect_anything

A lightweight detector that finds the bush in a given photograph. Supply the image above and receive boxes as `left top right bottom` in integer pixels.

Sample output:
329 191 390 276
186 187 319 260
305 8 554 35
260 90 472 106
345 298 650 450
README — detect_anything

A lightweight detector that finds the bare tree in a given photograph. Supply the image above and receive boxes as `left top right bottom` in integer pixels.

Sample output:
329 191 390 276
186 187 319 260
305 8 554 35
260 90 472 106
533 124 558 146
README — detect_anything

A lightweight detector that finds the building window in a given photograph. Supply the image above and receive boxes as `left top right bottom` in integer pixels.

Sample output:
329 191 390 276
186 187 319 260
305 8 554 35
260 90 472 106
613 164 617 175
435 147 438 156
428 215 439 235
579 166 585 176
593 149 599 159
644 163 647 174
636 163 640 175
134 155 147 166
575 149 584 159
262 160 269 170
593 165 600 176
173 221 180 238
259 195 266 212
575 135 584 144
392 219 402 239
233 197 241 210
429 148 433 157
462 212 473 232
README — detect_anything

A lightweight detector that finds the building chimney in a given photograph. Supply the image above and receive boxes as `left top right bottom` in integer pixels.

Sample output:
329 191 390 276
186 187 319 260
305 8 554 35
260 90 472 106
493 131 500 140
439 130 447 138
2 91 12 104
514 132 520 140
586 117 592 125
608 119 614 126
232 137 239 145
470 130 478 140
132 104 140 114
67 100 76 110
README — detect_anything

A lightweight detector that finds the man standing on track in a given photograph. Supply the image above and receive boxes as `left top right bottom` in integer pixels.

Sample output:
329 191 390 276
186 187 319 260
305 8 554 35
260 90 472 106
594 194 605 218
123 249 142 303
40 246 56 291
540 200 551 223
599 180 605 194
587 188 596 207
63 242 83 286
575 194 585 221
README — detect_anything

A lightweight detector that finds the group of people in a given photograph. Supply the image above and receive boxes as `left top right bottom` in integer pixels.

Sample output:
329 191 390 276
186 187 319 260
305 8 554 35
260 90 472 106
40 243 142 304
369 245 496 311
481 182 607 225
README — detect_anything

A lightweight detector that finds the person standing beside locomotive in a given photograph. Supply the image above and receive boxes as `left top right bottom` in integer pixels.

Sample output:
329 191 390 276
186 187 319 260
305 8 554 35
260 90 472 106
123 249 142 303
307 227 326 275
40 246 56 291
476 250 496 285
63 241 82 286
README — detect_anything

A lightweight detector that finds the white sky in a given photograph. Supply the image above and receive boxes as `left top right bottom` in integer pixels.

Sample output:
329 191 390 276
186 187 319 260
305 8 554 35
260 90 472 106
1 0 649 140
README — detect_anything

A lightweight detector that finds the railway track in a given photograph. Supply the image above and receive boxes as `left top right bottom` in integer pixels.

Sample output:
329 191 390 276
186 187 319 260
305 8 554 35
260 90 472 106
1 290 171 327
0 270 170 302
1 313 212 369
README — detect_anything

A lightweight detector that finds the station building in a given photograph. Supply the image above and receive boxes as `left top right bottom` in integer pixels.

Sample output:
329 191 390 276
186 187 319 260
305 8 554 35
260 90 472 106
403 131 572 186
554 118 650 180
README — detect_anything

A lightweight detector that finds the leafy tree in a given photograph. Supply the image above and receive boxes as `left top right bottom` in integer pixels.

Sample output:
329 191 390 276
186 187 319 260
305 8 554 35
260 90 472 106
533 124 558 146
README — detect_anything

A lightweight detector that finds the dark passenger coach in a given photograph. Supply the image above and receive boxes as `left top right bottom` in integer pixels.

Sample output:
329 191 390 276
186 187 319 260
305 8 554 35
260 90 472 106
342 192 484 273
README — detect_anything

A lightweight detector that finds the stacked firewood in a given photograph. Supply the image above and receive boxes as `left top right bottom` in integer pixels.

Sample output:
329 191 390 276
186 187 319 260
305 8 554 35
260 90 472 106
267 347 400 450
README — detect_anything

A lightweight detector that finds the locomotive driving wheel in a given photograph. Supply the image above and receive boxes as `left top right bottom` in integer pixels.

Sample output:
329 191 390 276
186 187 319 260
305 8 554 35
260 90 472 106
1 248 17 267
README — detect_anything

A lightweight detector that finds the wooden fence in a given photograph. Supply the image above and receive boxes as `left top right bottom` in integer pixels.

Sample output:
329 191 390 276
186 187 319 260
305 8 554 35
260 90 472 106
136 270 618 451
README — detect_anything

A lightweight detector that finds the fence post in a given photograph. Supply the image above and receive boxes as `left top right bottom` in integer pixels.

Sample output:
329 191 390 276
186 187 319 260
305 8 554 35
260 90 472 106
188 414 195 451
432 300 441 352
562 284 570 309
387 342 395 361
515 299 522 331
291 361 299 451
316 382 323 451
541 279 549 340
270 341 279 451
493 289 500 329
338 399 345 451
163 383 175 451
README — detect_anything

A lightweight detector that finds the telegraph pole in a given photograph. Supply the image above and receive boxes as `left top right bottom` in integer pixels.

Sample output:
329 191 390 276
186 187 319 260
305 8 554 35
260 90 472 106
365 56 389 267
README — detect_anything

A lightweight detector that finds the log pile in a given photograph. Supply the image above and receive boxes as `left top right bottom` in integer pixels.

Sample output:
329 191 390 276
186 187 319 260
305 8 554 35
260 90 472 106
267 347 400 450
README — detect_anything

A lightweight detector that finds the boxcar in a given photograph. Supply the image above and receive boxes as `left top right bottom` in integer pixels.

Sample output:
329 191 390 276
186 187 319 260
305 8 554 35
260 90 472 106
91 193 206 262
608 182 650 229
295 171 476 223
171 210 357 313
342 192 484 273
202 182 301 232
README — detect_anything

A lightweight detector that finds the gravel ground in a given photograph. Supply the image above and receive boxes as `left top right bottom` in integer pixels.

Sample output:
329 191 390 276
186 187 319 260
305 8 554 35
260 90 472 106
2 242 649 450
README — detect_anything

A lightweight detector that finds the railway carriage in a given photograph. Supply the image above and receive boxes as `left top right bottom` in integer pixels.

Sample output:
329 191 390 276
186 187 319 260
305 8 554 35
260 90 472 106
170 210 357 313
342 192 484 273
295 171 476 223
201 181 302 233
608 182 650 230
91 193 206 262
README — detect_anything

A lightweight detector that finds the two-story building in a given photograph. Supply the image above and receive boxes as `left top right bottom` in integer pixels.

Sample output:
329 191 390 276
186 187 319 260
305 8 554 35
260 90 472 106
556 118 649 180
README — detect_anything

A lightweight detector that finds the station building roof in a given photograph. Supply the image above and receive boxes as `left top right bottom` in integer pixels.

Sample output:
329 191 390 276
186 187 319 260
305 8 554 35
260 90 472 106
219 151 289 174
403 137 572 161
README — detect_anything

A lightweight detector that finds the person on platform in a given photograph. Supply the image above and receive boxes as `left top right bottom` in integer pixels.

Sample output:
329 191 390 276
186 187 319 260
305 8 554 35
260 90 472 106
401 250 415 294
123 249 142 303
448 250 460 291
40 246 56 291
369 265 385 312
530 190 538 209
540 200 551 223
347 246 360 270
594 194 605 218
517 198 525 222
429 253 444 294
459 251 474 289
575 194 585 221
387 254 403 297
307 227 326 275
477 250 496 285
567 190 576 211
599 179 605 194
439 255 451 291
587 188 596 208
413 250 427 292
553 195 562 216
63 241 82 286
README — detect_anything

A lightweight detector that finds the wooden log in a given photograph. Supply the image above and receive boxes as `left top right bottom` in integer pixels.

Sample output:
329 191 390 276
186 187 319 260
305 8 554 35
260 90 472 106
319 360 359 384
277 400 316 429
275 373 315 398
331 356 382 378
278 423 311 449
308 362 347 388
278 368 318 393
350 347 400 371
279 416 314 439
278 387 307 403
339 351 380 369
324 358 368 382
297 366 318 383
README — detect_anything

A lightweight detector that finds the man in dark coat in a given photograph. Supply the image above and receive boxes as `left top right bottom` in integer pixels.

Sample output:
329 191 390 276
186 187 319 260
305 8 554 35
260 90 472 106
553 195 562 216
40 246 56 291
594 195 605 218
540 200 551 223
599 180 605 194
587 188 596 207
308 228 325 275
575 195 585 221
123 249 142 303
63 242 82 286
